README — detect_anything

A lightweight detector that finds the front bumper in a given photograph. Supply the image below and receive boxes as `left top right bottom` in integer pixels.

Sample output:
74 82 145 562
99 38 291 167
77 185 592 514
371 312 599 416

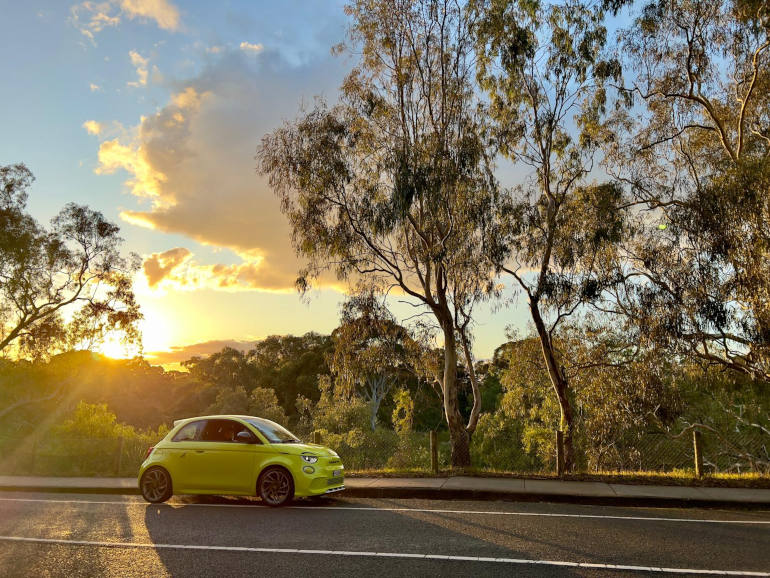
295 459 345 497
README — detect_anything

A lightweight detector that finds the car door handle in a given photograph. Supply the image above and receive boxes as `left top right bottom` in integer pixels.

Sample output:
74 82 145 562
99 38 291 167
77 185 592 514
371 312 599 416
196 450 205 453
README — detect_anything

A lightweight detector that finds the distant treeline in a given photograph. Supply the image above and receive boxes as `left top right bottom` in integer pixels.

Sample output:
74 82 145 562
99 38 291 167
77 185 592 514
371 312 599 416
1 327 768 474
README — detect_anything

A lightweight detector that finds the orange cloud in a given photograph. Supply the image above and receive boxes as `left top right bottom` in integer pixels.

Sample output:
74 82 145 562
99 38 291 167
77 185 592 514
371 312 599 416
143 247 192 287
120 0 179 31
94 47 347 292
239 42 263 54
145 339 255 365
82 120 103 135
71 0 180 41
142 247 296 293
95 139 168 203
127 50 149 86
71 2 120 41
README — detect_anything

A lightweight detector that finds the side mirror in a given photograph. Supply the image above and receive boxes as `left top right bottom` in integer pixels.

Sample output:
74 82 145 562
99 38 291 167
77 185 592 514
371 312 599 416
236 431 257 444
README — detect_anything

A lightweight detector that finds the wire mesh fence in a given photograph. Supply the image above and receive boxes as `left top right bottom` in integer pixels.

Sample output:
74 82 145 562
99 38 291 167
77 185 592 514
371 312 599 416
0 426 766 477
584 428 769 474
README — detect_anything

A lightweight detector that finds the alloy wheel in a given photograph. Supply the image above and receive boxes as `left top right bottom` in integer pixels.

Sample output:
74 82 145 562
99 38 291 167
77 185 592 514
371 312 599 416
260 469 292 506
141 468 170 502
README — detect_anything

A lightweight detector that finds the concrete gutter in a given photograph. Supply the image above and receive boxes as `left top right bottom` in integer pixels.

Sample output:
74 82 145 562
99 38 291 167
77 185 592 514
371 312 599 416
1 475 768 509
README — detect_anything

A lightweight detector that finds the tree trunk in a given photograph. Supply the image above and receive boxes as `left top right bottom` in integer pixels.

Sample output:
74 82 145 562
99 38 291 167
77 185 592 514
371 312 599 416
460 329 481 434
369 400 379 432
529 299 575 471
441 322 471 468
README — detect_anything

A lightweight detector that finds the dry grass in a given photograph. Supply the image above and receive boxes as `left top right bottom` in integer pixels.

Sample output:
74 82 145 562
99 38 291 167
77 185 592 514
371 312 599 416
346 468 770 488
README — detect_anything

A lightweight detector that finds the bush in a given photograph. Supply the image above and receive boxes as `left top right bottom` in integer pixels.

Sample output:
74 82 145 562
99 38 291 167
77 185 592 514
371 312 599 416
471 411 541 472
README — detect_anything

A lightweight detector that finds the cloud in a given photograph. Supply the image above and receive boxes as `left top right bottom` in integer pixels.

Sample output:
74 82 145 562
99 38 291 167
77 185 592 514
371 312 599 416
71 2 120 40
143 247 192 287
120 0 180 31
142 247 297 293
82 120 103 135
89 83 102 92
94 46 347 292
95 138 168 202
145 339 255 365
239 42 263 54
71 0 180 41
127 50 149 86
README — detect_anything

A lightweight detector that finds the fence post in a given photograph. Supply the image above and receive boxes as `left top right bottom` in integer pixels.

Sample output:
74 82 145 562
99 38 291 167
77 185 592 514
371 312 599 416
556 430 565 477
430 430 438 474
115 437 125 475
30 438 38 475
693 429 703 478
312 431 321 445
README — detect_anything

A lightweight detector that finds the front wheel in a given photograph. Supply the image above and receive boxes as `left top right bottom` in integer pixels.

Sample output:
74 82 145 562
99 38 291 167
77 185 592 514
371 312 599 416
140 467 172 503
258 467 294 507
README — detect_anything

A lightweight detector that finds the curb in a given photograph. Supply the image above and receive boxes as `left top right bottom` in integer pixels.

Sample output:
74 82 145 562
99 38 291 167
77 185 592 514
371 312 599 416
0 485 140 496
1 483 769 510
342 487 770 510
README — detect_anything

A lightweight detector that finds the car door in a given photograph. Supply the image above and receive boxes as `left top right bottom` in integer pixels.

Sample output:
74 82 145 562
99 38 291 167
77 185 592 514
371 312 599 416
195 419 257 493
164 419 208 493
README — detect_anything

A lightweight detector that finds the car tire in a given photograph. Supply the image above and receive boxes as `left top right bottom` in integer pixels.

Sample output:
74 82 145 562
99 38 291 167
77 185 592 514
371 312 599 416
258 466 294 507
140 466 173 503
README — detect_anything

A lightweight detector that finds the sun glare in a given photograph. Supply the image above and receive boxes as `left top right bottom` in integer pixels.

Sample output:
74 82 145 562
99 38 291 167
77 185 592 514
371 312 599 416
97 339 135 359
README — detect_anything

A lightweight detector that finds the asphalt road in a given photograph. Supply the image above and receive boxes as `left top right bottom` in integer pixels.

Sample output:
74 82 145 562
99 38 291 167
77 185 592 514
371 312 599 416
0 492 768 577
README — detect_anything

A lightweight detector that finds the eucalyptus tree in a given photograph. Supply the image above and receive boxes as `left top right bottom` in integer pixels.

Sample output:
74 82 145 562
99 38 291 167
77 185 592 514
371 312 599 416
601 0 770 382
0 164 141 359
329 293 418 431
258 0 497 466
470 0 625 469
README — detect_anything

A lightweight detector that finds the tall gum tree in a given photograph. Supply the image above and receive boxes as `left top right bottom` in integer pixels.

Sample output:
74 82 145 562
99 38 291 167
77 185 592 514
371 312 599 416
470 0 625 470
601 0 770 382
258 0 497 467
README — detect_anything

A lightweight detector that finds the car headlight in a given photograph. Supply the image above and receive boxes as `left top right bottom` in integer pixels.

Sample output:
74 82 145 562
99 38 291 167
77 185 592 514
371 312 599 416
301 454 318 464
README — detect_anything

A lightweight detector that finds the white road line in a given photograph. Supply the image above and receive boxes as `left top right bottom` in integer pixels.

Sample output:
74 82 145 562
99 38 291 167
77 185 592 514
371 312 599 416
287 505 770 525
0 535 766 576
1 496 768 525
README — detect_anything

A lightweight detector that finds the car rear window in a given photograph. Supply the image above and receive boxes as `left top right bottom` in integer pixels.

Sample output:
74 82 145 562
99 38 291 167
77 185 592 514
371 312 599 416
172 420 205 442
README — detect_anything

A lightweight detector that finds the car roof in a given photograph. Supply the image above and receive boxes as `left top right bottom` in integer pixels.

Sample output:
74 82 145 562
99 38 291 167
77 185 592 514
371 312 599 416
172 415 266 428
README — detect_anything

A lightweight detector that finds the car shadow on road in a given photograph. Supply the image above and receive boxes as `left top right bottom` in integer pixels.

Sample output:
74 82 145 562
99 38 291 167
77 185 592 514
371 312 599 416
142 495 594 577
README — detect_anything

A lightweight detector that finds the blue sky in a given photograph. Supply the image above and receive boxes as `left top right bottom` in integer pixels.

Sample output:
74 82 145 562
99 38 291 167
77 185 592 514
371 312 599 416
1 0 530 364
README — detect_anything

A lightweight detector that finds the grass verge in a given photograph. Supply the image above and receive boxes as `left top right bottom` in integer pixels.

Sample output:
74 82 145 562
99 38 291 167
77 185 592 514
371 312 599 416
346 468 770 488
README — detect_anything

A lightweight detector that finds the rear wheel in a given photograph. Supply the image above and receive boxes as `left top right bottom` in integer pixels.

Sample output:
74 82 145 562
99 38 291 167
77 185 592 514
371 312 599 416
140 467 172 503
258 467 294 507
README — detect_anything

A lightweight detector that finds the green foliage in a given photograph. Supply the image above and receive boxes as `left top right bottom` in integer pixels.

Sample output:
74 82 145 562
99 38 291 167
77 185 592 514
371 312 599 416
183 333 333 420
471 411 539 471
258 0 499 467
0 164 141 358
207 385 251 415
0 401 169 477
603 0 770 380
205 384 288 423
248 387 287 424
55 401 138 439
309 375 370 435
391 388 414 434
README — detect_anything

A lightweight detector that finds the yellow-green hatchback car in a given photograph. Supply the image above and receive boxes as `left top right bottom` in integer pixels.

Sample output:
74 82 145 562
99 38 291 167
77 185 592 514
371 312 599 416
138 415 344 506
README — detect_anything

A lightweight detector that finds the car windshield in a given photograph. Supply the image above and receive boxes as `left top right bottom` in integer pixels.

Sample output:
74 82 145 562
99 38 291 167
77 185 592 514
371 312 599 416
245 418 300 444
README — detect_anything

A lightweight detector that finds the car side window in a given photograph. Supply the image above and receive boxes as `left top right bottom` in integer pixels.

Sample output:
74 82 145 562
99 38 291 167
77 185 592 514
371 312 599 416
172 420 204 442
200 419 257 443
234 423 260 444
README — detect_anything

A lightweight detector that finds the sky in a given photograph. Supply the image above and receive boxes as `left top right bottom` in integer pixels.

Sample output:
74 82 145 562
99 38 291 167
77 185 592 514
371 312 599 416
1 0 530 365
